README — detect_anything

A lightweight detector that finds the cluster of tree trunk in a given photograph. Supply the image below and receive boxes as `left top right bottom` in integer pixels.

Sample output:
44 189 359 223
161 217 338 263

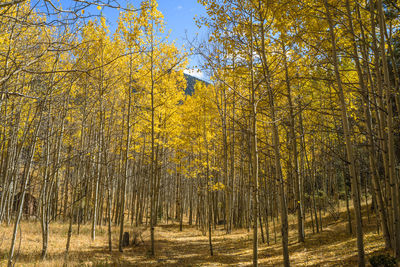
195 0 400 266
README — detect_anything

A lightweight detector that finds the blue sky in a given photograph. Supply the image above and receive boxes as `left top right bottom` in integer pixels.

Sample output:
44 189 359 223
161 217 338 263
157 0 206 49
151 0 208 79
65 0 208 79
96 1 206 47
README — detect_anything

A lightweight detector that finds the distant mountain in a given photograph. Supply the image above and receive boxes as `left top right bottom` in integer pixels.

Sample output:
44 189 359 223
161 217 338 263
184 73 209 95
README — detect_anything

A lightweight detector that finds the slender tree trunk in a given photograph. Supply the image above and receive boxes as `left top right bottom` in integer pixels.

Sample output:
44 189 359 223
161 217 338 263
282 43 304 242
150 9 156 254
248 10 259 267
119 53 133 252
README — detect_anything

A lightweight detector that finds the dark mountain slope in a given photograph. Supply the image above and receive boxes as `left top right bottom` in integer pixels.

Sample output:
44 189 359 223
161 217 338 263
184 73 209 95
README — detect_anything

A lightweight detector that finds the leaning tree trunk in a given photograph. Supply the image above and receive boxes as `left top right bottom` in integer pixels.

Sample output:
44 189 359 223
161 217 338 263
324 1 365 265
256 2 290 264
376 0 400 257
8 105 43 267
346 0 391 249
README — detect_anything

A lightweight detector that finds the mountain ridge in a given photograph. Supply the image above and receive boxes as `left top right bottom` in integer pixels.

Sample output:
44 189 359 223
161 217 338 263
184 73 210 95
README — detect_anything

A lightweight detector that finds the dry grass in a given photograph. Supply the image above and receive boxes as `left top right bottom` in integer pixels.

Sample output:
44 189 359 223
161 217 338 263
0 202 388 266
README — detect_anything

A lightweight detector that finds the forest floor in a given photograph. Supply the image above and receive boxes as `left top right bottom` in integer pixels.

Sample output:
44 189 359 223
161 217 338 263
0 203 389 266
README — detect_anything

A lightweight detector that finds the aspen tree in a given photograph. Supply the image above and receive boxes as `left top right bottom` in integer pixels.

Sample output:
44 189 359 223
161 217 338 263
323 1 365 265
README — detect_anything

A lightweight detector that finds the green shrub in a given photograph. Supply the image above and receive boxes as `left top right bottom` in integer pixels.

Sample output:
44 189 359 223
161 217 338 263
369 254 397 267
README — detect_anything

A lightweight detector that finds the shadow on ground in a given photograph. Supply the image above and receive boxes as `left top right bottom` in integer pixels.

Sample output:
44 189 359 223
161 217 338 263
0 204 387 266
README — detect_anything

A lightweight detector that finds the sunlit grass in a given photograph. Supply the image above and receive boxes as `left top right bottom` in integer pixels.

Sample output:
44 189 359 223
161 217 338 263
0 200 387 266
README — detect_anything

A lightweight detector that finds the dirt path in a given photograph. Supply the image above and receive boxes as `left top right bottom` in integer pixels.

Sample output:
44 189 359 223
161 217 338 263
112 224 250 266
98 217 385 267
